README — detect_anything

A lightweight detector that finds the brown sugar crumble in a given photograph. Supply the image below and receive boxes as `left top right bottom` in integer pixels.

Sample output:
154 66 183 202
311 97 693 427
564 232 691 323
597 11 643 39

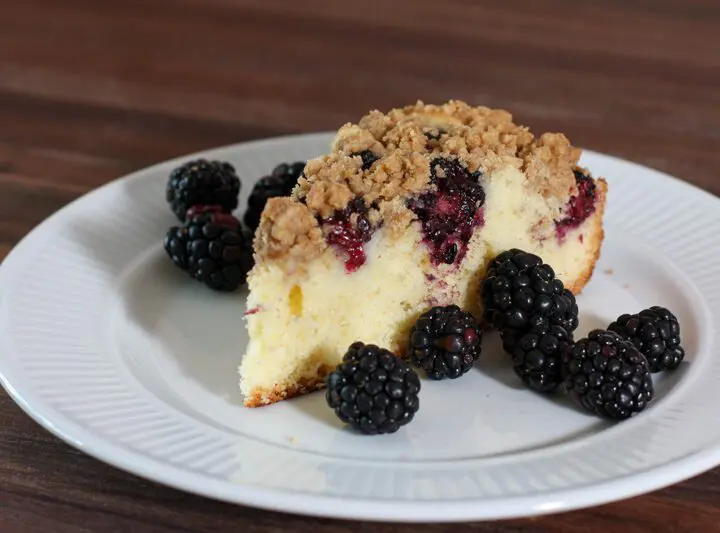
253 100 584 268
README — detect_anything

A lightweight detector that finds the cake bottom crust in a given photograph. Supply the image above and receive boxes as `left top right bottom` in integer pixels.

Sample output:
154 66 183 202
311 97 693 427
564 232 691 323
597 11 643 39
243 364 332 408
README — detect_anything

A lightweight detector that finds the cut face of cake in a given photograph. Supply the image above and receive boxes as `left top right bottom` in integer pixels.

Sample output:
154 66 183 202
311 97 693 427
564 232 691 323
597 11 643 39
239 100 607 407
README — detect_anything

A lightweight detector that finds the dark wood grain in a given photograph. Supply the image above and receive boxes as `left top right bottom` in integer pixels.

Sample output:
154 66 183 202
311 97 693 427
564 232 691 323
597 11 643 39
1 0 719 531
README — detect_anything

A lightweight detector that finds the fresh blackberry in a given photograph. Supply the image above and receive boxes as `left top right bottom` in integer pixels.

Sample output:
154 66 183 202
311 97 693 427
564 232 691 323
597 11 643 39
325 342 421 435
480 249 579 335
408 305 482 380
164 226 189 272
163 206 252 292
166 159 240 221
563 329 654 420
502 324 573 393
351 150 379 170
243 161 305 230
608 306 684 372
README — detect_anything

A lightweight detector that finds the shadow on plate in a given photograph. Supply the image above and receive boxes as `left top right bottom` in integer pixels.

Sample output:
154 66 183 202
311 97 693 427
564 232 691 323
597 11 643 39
121 250 249 407
69 211 249 408
289 392 347 431
475 313 610 417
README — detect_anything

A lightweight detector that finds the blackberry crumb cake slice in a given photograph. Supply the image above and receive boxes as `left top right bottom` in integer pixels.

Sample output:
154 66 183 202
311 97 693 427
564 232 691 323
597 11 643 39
240 100 607 407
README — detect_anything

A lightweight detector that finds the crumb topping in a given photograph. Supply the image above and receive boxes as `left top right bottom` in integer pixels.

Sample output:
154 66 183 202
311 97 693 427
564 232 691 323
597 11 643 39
521 133 582 200
253 197 326 273
255 100 583 268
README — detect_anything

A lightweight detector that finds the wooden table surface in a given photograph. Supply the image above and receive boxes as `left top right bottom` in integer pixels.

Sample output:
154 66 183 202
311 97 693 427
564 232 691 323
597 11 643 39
1 1 719 531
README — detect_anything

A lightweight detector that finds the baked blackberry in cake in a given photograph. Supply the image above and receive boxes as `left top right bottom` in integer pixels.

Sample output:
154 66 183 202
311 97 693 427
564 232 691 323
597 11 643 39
238 100 607 407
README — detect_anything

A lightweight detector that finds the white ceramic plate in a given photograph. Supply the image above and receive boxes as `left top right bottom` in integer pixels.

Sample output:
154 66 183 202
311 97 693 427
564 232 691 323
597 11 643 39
1 133 719 523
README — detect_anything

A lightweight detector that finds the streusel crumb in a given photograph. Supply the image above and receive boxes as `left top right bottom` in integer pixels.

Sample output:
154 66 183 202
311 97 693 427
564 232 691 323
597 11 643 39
254 100 584 267
253 197 326 272
520 133 581 200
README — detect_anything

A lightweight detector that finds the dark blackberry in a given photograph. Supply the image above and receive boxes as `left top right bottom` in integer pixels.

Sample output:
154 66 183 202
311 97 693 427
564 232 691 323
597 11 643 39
323 197 377 273
608 306 684 372
480 249 579 335
408 305 482 380
555 168 598 241
163 206 252 292
563 329 654 420
351 150 379 170
406 158 486 266
243 161 305 231
501 324 573 393
164 225 189 272
325 342 421 435
166 159 240 221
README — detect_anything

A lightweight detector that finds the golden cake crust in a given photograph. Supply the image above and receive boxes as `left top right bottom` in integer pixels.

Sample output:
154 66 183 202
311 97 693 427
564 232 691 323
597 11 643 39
242 341 410 408
253 100 583 270
565 178 608 295
243 364 336 408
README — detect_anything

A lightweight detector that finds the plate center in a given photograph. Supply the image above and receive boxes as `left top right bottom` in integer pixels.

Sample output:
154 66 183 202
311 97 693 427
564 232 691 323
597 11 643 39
108 237 699 461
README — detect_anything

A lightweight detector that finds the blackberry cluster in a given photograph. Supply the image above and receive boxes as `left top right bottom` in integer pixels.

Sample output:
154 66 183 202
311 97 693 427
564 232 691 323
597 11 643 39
325 342 421 435
502 324 573 393
157 150 686 432
244 161 305 231
564 330 654 420
481 249 579 336
608 306 684 372
163 206 252 292
408 305 483 380
480 249 578 395
166 159 240 221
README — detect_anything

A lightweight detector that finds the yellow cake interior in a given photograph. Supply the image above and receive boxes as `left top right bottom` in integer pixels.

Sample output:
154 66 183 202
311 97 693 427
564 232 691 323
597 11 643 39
239 162 606 406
